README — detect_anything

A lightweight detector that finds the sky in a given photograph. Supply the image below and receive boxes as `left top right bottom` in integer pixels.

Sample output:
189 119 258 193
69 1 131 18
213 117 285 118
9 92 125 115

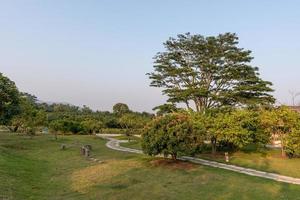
1 0 300 112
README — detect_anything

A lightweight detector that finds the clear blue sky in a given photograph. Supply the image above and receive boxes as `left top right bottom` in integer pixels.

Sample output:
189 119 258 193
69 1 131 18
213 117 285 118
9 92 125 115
1 0 300 112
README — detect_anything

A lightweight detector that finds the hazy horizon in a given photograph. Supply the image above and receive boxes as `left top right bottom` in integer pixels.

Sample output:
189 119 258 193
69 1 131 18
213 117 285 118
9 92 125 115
1 0 300 112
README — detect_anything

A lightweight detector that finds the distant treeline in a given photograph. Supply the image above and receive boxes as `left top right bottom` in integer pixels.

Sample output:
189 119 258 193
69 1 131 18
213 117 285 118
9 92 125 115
0 74 153 135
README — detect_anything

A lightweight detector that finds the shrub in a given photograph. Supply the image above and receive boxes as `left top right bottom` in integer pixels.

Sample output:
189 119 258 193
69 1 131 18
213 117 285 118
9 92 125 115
284 124 300 158
142 113 205 160
260 106 300 157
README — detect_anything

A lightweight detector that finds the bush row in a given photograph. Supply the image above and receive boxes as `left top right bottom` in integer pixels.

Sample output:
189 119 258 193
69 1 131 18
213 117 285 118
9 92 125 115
142 106 300 159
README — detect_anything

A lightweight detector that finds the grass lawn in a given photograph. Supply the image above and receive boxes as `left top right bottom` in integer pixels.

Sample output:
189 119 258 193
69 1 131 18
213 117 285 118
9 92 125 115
120 137 142 150
111 135 141 141
1 133 300 200
121 139 300 179
198 147 300 178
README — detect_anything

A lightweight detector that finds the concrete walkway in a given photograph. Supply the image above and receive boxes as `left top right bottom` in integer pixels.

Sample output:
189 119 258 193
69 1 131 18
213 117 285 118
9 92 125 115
96 134 300 185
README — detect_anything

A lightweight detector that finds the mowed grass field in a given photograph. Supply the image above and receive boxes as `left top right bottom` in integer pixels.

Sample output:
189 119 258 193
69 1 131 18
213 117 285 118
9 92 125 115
1 133 300 200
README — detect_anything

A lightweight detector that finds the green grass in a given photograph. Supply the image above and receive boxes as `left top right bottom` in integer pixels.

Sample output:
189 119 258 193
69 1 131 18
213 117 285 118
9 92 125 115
120 138 142 150
111 135 141 141
121 139 300 179
198 147 300 178
1 132 300 200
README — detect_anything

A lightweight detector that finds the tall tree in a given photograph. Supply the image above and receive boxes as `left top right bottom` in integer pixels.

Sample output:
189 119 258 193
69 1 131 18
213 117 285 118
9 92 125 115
148 33 274 112
81 105 93 114
113 103 130 115
152 103 178 116
0 73 20 125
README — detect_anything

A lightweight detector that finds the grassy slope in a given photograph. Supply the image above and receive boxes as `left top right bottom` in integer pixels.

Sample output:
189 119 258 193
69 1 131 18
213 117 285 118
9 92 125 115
1 133 300 200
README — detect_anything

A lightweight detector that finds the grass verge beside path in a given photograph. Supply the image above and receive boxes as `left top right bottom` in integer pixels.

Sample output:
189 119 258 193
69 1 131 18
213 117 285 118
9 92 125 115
198 149 300 179
121 139 300 179
111 135 140 141
120 140 142 150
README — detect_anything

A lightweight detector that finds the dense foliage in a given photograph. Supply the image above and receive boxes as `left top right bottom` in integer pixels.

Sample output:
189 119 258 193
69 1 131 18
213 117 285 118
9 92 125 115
260 106 300 157
9 93 46 135
142 113 205 159
0 73 20 125
7 99 153 136
0 73 153 136
113 103 130 115
45 103 153 135
142 107 300 159
195 110 263 154
152 103 179 116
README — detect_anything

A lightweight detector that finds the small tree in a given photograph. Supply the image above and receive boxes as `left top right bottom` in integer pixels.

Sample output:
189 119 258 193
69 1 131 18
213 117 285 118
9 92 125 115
142 113 205 160
285 125 300 157
199 109 262 154
49 119 83 135
49 120 61 140
119 113 150 141
113 103 130 116
119 114 134 141
81 105 93 114
81 119 104 134
9 94 47 137
260 106 300 157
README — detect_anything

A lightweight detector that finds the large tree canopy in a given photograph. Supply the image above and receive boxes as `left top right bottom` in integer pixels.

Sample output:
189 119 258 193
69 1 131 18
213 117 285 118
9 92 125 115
113 103 130 116
0 72 20 124
148 33 274 112
152 103 179 116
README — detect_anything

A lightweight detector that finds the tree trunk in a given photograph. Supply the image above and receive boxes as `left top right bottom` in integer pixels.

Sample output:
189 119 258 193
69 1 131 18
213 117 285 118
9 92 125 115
171 153 177 160
13 125 19 132
194 99 200 112
211 137 217 155
280 137 286 158
185 101 191 110
281 146 286 158
6 126 14 132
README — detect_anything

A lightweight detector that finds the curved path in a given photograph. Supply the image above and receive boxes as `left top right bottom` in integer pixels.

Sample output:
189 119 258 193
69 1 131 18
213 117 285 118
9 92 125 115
97 134 300 185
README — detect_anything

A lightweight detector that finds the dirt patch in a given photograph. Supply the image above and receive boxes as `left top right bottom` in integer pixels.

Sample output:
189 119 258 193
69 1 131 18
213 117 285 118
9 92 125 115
150 159 197 171
70 159 142 193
